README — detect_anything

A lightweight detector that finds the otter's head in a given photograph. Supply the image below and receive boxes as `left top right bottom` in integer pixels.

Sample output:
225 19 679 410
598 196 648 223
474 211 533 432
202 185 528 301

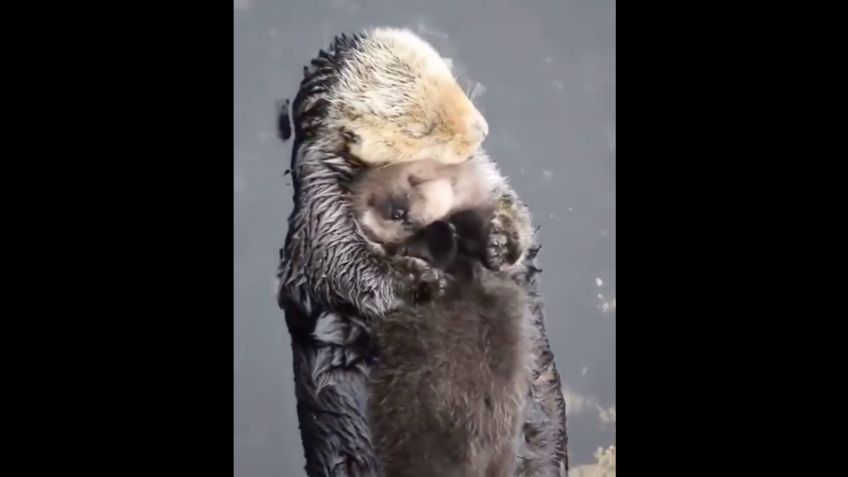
328 28 488 166
350 159 459 247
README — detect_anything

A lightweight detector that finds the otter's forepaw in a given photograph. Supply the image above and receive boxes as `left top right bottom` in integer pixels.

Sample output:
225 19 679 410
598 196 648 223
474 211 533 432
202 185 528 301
485 214 526 271
419 267 448 297
395 255 430 276
395 256 447 300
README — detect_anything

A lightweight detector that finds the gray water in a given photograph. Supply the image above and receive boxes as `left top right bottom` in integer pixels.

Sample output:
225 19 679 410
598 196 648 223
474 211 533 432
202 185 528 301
234 1 616 474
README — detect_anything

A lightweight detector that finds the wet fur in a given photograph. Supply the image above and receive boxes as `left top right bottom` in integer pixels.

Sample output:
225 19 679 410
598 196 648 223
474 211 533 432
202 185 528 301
277 29 568 476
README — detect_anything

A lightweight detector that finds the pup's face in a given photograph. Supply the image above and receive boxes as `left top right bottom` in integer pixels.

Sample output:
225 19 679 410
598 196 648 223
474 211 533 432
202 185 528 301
357 177 455 246
351 160 458 246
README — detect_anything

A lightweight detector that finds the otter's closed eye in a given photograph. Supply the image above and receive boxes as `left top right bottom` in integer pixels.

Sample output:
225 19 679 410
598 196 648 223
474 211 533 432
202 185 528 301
407 122 436 138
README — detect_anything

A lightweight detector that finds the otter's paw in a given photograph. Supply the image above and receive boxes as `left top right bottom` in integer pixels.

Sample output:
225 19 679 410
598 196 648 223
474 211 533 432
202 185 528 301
419 267 448 296
395 256 448 299
395 255 430 276
485 213 526 271
415 264 448 299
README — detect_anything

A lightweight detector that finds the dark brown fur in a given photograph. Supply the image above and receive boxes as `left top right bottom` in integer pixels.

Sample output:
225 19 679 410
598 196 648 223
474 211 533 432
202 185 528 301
352 164 530 477
371 268 528 476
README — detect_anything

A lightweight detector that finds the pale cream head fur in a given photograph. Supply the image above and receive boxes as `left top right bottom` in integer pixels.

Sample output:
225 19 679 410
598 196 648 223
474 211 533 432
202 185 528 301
328 28 488 166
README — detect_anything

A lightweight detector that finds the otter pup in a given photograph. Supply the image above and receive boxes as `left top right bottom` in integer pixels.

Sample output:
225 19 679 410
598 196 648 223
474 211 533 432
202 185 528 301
350 160 530 477
349 158 491 252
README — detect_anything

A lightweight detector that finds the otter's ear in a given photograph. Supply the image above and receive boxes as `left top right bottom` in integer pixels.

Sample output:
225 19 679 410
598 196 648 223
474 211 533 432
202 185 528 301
408 174 427 187
407 164 443 186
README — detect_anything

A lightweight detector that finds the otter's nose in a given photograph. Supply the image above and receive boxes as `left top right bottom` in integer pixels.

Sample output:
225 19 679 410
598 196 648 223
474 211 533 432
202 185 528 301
470 114 489 142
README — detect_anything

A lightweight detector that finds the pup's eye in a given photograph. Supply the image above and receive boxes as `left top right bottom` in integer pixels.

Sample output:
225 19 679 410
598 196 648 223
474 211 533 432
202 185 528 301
389 206 407 221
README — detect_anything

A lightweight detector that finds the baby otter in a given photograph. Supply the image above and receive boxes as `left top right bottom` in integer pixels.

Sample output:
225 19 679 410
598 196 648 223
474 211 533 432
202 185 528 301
349 158 492 253
350 160 530 477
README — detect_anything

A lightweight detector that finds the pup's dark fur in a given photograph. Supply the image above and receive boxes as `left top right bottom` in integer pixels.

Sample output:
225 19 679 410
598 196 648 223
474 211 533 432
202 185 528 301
368 208 530 477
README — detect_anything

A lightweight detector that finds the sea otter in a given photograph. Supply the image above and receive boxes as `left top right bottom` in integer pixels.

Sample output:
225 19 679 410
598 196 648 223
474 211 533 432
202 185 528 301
277 27 568 476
